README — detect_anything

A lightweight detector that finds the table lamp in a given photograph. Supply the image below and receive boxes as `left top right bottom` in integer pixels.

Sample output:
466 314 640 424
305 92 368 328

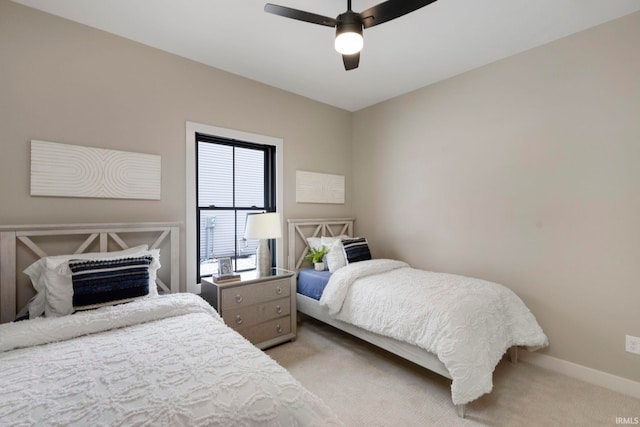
244 212 282 276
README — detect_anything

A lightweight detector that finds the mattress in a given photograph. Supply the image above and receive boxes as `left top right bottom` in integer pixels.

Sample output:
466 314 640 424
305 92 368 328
298 268 332 300
0 293 342 426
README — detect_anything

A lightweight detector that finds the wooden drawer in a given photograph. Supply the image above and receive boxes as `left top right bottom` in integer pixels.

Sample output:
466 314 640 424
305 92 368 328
220 278 290 309
223 297 290 330
240 316 292 345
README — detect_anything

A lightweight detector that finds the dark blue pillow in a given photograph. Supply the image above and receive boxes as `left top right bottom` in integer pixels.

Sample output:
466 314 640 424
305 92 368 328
342 237 372 264
68 256 152 308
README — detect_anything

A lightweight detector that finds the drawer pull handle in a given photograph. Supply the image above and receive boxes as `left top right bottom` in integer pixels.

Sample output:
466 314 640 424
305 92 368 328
236 315 243 325
235 294 243 304
276 305 282 314
276 286 282 295
276 324 283 334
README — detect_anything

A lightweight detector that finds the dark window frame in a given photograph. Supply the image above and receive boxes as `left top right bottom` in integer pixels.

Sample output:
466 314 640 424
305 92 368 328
195 132 276 281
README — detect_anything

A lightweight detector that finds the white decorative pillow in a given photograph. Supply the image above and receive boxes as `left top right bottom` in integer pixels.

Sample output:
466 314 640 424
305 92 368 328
23 245 152 318
321 235 351 273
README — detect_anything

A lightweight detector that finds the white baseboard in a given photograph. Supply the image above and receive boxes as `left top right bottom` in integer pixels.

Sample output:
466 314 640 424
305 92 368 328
519 351 640 400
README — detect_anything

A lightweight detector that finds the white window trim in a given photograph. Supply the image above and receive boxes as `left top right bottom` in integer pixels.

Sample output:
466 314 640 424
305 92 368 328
185 121 284 294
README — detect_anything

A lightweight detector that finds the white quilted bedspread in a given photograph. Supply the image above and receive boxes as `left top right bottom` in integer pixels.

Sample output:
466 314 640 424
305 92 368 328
0 293 341 427
319 259 548 405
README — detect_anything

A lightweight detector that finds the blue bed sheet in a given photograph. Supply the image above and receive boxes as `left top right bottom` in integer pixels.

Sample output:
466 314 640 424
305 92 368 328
297 268 332 300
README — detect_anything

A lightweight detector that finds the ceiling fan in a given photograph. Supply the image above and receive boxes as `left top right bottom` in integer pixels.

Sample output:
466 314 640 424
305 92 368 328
264 0 438 71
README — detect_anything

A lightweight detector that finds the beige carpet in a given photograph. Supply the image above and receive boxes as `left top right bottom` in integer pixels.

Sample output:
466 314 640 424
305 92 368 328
266 318 640 426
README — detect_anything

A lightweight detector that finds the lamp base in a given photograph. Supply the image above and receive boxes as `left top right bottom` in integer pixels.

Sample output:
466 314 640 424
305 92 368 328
256 239 272 277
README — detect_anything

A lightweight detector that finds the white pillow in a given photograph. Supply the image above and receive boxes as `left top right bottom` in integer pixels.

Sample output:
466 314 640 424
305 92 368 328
320 235 350 247
24 245 150 318
321 235 350 273
306 237 322 250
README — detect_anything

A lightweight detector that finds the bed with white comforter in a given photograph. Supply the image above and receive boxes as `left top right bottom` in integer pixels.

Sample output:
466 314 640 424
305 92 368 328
319 259 548 406
0 293 341 426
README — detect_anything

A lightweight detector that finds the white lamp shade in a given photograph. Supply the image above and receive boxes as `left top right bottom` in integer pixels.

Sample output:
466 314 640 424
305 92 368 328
244 212 282 239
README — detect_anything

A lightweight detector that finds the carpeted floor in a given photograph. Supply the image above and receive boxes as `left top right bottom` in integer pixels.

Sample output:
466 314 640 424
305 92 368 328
266 318 640 426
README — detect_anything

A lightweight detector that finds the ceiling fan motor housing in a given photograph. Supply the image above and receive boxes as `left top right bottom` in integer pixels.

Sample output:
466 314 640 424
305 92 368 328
335 11 363 55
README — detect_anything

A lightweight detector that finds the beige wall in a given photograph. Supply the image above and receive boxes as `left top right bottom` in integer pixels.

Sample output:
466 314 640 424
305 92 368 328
352 12 640 382
0 1 353 288
2 0 639 386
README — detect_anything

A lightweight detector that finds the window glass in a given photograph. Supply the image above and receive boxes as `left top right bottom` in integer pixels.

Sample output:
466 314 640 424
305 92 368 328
235 147 264 207
196 136 274 280
197 142 233 207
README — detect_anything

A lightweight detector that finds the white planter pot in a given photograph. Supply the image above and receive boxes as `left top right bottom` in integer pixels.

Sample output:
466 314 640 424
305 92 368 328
314 262 325 271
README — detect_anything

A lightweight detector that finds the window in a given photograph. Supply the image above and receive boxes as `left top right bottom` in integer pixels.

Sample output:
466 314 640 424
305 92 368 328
184 122 284 293
196 134 276 280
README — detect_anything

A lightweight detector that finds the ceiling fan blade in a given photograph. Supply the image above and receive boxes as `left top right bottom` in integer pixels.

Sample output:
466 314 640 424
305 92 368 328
264 4 337 27
359 0 438 29
342 52 360 71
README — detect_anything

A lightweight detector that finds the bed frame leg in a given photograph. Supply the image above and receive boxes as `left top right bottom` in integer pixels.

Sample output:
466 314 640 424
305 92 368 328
509 346 518 364
456 404 466 418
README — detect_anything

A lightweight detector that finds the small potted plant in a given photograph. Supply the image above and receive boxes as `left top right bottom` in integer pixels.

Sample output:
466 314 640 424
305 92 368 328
304 245 329 271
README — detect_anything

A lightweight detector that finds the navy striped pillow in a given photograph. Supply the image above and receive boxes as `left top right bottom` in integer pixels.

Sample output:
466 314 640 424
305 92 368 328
68 256 152 308
342 237 372 264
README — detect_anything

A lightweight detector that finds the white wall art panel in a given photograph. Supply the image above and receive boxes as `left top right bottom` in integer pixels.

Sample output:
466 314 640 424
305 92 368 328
296 170 345 204
30 140 161 200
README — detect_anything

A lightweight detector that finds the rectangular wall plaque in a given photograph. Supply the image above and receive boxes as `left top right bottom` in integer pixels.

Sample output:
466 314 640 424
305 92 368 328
296 170 345 204
30 140 161 200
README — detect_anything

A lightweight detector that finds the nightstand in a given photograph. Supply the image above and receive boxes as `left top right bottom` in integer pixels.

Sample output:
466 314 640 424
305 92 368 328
200 268 296 349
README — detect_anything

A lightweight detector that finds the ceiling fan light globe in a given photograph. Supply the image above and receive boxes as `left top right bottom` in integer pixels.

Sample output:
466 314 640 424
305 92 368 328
335 31 363 55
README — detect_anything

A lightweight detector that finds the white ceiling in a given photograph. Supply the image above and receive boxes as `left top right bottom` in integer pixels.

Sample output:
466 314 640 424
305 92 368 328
12 0 640 111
